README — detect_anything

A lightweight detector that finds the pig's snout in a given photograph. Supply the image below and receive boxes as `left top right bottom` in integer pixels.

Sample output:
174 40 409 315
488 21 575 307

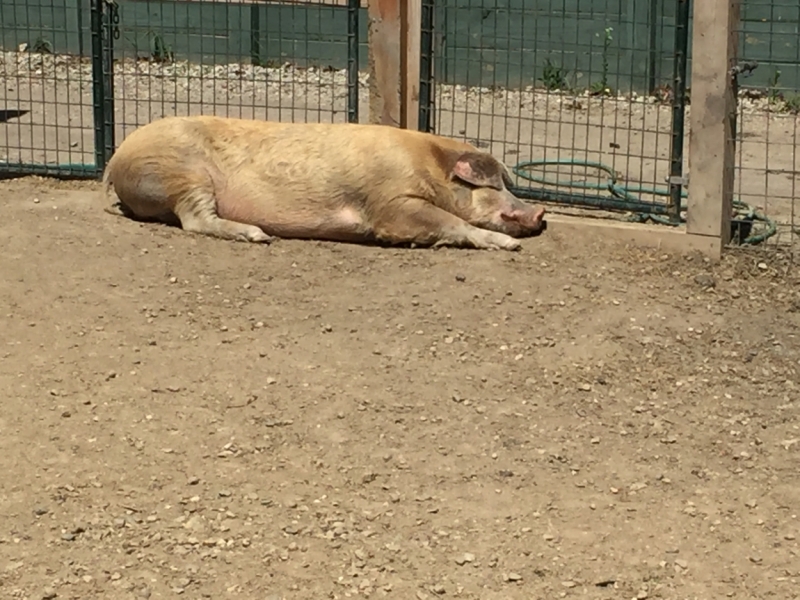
496 203 546 237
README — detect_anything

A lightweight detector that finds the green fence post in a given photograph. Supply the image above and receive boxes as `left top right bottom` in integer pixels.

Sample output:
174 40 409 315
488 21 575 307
91 0 117 176
418 0 435 132
668 0 691 223
347 0 360 123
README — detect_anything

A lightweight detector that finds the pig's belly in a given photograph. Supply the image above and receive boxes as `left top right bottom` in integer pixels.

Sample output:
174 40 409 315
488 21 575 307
215 187 370 242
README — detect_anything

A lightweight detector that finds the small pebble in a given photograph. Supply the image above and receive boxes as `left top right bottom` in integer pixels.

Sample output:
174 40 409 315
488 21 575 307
693 273 716 288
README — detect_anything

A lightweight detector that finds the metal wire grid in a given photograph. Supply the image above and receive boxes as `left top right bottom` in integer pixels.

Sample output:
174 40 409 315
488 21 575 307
0 0 365 178
732 1 799 249
0 0 95 176
427 0 688 222
111 0 366 152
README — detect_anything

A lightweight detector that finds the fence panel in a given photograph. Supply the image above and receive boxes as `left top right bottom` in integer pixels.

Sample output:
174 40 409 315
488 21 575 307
421 0 690 225
419 0 795 248
732 0 799 249
110 0 366 162
1 0 367 178
0 0 96 177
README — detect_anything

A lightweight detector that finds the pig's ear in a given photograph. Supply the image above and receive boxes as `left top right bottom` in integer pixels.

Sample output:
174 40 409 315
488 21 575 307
500 163 515 188
451 152 506 190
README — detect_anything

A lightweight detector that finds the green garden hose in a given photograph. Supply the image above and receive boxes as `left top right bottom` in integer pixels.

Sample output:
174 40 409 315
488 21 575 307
512 158 777 245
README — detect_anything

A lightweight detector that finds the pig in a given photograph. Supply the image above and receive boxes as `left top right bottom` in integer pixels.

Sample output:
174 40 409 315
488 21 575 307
102 115 546 251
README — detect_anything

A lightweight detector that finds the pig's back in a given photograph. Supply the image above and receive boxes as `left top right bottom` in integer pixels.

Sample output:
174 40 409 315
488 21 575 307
209 119 436 205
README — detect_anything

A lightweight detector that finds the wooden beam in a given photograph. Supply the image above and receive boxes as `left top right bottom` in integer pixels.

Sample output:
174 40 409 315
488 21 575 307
686 0 739 248
401 0 421 130
544 215 723 261
367 0 401 126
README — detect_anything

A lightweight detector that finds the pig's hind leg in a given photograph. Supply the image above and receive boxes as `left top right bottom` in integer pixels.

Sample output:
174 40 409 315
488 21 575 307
109 161 271 243
371 197 521 251
170 172 272 244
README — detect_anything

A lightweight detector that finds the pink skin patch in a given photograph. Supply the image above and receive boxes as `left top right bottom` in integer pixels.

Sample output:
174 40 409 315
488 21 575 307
500 206 546 232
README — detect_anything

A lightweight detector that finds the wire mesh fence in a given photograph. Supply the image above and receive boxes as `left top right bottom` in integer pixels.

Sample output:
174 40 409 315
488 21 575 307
0 0 367 177
732 1 799 250
0 0 96 177
423 0 690 226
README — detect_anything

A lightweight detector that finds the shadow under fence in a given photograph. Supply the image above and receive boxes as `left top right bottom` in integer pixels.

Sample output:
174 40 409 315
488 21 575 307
0 0 366 179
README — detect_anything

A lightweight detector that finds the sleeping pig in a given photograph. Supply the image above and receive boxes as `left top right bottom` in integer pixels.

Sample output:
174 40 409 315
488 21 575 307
102 116 546 251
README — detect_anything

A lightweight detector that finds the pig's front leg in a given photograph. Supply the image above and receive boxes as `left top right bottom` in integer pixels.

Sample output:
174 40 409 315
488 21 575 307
370 197 522 251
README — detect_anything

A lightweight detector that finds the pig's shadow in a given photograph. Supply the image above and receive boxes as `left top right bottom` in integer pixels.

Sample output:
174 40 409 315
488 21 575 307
343 218 548 250
362 219 548 250
109 201 548 248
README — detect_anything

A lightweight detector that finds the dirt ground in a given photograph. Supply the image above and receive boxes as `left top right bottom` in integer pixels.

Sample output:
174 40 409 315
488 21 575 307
1 175 799 600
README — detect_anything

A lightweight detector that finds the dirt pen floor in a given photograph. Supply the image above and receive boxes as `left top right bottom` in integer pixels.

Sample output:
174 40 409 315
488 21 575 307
1 173 800 600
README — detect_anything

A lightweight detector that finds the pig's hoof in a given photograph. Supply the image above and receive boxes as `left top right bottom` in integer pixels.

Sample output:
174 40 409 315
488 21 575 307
240 226 273 244
501 239 522 251
480 231 521 251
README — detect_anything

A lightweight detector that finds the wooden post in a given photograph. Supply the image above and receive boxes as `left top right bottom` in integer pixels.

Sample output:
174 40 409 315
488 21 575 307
367 0 401 126
401 0 421 130
687 0 739 251
367 0 421 129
